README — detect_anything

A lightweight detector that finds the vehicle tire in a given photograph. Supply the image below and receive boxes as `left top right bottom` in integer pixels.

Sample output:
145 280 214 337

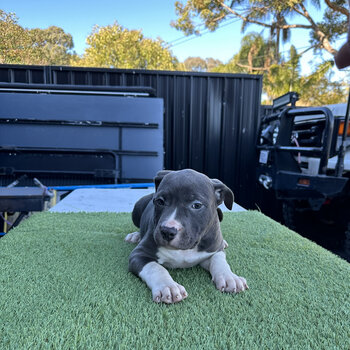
282 200 343 250
282 201 298 232
282 200 314 236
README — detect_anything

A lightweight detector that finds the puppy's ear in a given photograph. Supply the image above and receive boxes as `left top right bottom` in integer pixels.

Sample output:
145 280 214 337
211 179 234 210
154 170 173 191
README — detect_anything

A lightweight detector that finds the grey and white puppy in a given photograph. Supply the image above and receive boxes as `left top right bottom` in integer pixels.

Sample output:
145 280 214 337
125 169 248 304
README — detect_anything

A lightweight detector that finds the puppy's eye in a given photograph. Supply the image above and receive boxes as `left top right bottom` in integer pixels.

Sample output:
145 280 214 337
191 202 203 210
154 198 165 206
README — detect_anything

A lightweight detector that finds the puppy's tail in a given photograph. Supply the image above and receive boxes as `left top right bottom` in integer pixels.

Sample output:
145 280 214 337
132 193 154 228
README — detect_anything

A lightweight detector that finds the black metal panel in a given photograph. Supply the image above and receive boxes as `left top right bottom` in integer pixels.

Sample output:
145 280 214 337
0 83 156 96
0 86 163 186
0 149 117 179
0 65 47 84
0 187 47 211
0 64 262 208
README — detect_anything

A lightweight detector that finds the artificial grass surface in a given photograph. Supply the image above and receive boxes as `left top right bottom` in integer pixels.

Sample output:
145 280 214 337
0 211 349 350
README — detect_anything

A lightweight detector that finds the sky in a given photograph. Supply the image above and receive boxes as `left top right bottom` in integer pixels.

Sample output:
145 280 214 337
1 0 348 78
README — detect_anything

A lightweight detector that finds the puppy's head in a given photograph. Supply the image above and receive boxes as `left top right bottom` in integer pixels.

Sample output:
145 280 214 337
152 169 233 250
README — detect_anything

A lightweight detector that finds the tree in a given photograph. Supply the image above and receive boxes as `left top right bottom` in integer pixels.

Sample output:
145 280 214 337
172 0 349 58
0 10 28 64
264 45 302 98
184 56 207 71
183 56 222 71
0 9 74 65
213 33 276 73
28 26 74 65
75 22 179 70
213 33 346 105
296 61 346 105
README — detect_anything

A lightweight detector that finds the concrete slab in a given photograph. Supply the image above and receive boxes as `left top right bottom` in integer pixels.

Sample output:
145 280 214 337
50 188 246 213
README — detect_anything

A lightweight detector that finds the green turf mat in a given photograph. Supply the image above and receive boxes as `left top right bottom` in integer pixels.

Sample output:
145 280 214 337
0 211 349 350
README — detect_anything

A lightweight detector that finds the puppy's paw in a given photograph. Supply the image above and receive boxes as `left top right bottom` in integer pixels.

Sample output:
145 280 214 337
213 273 248 293
152 283 188 304
125 231 141 244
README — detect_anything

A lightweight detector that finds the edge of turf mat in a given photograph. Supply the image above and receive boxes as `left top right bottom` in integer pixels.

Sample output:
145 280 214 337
1 210 349 350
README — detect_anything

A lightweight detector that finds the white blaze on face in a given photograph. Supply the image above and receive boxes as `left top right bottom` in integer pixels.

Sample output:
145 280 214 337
162 209 183 231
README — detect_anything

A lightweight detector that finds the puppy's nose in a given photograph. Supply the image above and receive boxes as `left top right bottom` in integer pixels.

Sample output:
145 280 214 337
160 226 177 241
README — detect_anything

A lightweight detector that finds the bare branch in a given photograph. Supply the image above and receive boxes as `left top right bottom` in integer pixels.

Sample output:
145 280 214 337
219 2 311 31
236 62 269 71
218 0 273 29
294 3 318 26
324 0 349 19
298 45 317 56
293 2 338 55
217 0 338 56
280 24 312 30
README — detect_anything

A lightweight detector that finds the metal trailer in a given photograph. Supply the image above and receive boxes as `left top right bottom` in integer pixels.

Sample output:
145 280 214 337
0 82 164 235
0 83 164 186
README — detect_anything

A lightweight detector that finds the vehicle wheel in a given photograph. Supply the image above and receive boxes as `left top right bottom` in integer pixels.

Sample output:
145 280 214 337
282 200 343 250
282 201 298 231
282 200 313 235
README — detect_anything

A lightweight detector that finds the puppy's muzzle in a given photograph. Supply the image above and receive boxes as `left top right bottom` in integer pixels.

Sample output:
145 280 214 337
160 225 178 242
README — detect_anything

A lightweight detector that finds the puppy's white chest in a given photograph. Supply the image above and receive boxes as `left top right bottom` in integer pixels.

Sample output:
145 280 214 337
157 247 215 268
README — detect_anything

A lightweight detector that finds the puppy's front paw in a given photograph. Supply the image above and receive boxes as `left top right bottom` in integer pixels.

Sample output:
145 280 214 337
125 231 141 243
213 273 248 293
152 282 188 304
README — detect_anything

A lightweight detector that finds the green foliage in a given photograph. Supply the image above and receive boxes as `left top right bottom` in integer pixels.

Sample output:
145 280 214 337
75 22 179 70
265 56 347 105
218 33 276 73
297 62 347 105
28 26 74 65
213 33 276 74
172 0 227 35
0 7 347 105
0 10 178 70
311 0 348 52
0 10 27 64
0 9 74 65
172 0 348 57
213 32 347 105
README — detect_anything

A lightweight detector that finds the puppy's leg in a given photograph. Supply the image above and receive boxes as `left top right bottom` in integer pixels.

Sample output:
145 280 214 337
139 262 188 304
200 251 248 293
125 231 141 243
